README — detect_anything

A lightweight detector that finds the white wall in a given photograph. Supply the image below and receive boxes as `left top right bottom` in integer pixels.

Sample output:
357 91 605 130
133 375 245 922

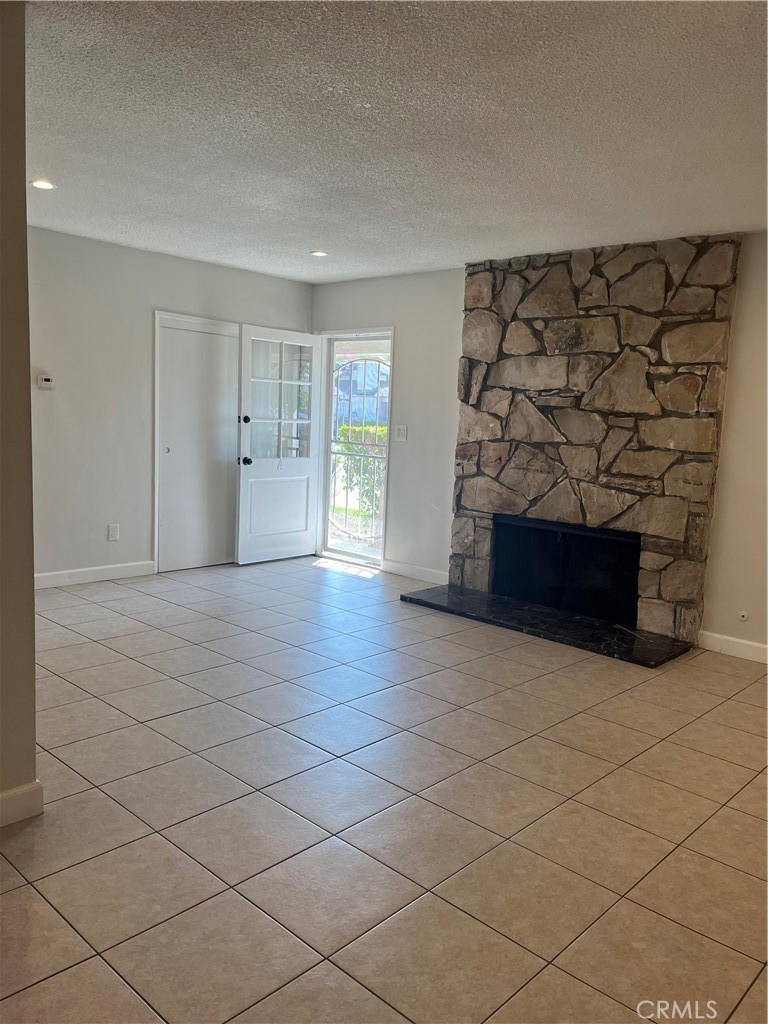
702 230 767 657
312 269 464 582
28 228 312 577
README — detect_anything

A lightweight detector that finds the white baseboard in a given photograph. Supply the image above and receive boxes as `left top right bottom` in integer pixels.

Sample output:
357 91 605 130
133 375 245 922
380 560 449 586
35 560 157 590
698 630 768 665
0 780 44 826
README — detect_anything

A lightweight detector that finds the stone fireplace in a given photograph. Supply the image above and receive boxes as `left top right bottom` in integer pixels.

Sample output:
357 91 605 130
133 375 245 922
449 235 740 644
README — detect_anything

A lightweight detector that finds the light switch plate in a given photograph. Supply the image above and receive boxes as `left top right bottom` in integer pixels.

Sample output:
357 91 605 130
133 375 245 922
394 425 408 441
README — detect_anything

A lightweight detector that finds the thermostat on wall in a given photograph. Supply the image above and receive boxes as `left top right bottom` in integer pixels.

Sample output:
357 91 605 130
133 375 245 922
37 374 54 389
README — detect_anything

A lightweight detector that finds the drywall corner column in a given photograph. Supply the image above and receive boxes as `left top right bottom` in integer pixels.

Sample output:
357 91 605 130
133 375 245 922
0 3 44 824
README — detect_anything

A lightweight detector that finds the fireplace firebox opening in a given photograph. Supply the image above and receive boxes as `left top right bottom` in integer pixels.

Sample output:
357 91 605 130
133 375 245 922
492 516 642 628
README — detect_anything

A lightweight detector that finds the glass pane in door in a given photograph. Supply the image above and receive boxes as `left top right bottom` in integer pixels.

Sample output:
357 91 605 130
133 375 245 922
326 335 391 563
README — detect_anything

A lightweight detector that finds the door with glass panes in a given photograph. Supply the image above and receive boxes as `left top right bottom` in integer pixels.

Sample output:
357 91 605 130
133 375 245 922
236 325 322 563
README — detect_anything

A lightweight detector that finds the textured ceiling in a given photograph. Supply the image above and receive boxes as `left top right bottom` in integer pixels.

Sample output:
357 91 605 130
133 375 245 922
26 1 767 283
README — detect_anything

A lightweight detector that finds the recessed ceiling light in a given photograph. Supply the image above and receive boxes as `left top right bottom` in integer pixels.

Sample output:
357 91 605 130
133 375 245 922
30 179 56 190
310 250 328 257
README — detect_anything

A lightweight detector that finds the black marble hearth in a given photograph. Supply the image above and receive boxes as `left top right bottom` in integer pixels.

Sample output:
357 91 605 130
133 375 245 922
400 585 691 667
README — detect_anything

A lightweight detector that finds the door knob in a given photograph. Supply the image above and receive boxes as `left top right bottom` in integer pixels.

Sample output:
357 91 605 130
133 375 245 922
242 457 253 465
242 415 251 423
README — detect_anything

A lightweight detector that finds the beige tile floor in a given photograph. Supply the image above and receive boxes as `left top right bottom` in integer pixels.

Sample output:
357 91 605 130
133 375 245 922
2 557 766 1024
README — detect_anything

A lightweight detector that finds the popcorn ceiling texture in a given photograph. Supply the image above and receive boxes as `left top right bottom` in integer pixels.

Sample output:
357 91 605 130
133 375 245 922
452 236 741 643
25 2 765 283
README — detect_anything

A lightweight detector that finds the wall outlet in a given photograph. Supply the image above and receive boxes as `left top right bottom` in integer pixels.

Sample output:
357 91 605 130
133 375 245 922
394 425 408 441
107 524 120 541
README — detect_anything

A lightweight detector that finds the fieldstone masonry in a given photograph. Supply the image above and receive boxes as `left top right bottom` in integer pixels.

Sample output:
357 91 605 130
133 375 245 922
453 235 741 642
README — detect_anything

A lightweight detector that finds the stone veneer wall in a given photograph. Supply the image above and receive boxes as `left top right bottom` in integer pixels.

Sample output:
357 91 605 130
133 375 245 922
452 235 741 642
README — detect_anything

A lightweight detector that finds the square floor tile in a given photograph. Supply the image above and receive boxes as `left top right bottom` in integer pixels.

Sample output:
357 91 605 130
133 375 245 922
489 736 615 796
202 632 293 660
231 961 408 1023
459 654 543 687
103 755 251 829
437 842 616 959
397 638 480 668
260 621 339 646
0 854 25 893
295 664 394 700
577 767 720 842
469 689 575 731
0 958 161 1023
670 719 767 770
0 886 91 998
627 741 757 802
423 762 563 837
263 758 409 832
513 673 630 710
179 662 282 698
733 680 767 708
496 641 594 673
61 660 167 696
349 685 456 728
684 807 767 878
632 676 725 715
54 724 187 784
704 699 767 737
36 643 125 674
688 651 767 682
558 655 657 687
345 731 473 791
35 675 90 711
0 789 150 880
341 796 500 887
227 681 336 724
730 968 766 1024
202 728 332 788
514 800 674 893
149 703 268 750
662 663 758 699
37 698 134 749
728 772 767 819
555 900 759 1023
405 667 505 706
101 630 190 657
352 624 430 649
36 834 225 950
541 713 657 763
487 965 639 1023
239 837 422 955
138 646 232 677
301 635 389 663
333 894 543 1024
101 678 214 720
246 648 339 680
163 792 327 884
352 651 439 684
67 615 150 641
629 847 766 960
35 626 91 652
413 708 529 758
404 612 482 638
281 705 399 755
588 692 695 737
448 624 528 654
222 608 297 630
104 890 320 1024
37 751 92 803
163 618 248 643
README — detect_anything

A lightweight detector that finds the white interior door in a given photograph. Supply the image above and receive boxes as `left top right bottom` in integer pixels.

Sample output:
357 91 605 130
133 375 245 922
157 314 239 572
237 325 322 563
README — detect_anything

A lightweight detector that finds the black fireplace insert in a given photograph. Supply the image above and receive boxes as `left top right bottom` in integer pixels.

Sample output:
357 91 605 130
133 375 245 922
491 515 642 628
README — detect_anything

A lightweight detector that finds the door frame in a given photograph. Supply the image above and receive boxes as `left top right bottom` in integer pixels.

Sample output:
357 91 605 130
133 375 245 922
317 327 395 566
153 310 240 572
